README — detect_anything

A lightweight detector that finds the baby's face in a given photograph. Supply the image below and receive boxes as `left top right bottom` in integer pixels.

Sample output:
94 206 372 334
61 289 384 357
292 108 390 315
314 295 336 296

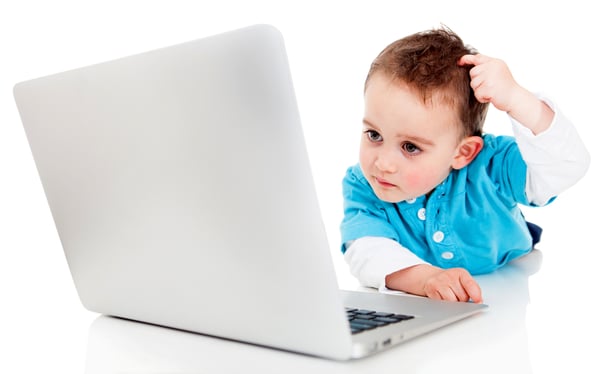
360 72 464 203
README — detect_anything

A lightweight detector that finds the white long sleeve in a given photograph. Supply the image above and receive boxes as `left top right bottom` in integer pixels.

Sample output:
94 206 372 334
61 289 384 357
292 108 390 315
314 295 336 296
344 236 427 291
510 97 591 206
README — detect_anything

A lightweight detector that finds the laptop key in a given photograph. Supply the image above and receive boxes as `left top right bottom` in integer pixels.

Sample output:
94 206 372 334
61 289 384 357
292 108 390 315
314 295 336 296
352 319 387 327
372 312 394 318
354 309 376 315
353 314 376 320
392 314 415 321
350 321 377 332
347 307 415 334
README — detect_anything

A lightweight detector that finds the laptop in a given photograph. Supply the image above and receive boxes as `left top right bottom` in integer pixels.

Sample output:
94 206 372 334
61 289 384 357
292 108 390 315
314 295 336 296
13 24 487 360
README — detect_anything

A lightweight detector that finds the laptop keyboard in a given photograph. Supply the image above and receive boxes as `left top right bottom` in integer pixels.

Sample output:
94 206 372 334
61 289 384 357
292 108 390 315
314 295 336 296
346 307 414 334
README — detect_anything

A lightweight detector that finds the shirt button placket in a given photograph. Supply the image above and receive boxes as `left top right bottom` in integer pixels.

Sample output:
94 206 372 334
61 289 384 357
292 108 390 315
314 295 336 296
433 232 454 261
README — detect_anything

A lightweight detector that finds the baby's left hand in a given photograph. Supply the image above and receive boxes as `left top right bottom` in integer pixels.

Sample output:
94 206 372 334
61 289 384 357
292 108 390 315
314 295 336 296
458 54 523 114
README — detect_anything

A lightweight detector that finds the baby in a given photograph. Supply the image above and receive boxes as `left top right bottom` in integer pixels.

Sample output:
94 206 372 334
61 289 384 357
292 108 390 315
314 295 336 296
340 27 590 303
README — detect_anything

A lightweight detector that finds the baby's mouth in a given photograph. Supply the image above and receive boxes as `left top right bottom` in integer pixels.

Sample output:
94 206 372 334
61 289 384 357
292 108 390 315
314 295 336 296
375 177 396 188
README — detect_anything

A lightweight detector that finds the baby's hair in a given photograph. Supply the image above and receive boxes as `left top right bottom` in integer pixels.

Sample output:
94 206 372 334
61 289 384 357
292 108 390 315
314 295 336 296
365 26 488 138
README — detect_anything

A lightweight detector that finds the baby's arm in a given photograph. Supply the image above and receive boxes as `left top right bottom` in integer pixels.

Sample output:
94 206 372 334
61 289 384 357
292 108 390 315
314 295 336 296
385 264 483 303
346 237 483 303
344 237 426 289
459 54 590 206
458 54 553 135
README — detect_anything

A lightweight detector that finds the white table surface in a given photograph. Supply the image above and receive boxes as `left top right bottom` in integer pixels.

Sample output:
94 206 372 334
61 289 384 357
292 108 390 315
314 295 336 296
2 222 599 374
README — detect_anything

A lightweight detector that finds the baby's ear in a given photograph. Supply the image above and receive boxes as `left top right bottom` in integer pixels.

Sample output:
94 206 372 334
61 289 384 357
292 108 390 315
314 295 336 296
452 136 483 170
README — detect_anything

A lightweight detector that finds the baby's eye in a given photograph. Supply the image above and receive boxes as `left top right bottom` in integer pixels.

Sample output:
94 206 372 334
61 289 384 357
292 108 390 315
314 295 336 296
402 142 421 155
364 129 383 142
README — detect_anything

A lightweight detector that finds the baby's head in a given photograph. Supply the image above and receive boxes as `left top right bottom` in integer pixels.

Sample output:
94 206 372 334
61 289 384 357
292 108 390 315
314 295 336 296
360 27 489 203
365 27 488 138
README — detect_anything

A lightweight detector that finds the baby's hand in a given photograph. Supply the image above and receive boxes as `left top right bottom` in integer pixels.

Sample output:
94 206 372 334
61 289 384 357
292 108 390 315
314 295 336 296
421 267 483 303
386 264 483 303
459 53 553 135
458 54 524 114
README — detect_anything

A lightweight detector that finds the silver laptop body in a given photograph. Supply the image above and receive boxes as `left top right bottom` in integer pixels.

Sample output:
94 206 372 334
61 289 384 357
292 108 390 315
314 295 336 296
14 24 486 360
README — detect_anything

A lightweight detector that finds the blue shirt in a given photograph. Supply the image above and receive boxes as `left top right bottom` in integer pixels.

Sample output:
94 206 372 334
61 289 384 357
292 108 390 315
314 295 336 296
340 134 551 275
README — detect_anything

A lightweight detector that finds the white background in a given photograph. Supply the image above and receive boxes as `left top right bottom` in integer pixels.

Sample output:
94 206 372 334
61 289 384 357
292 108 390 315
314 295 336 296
1 1 598 373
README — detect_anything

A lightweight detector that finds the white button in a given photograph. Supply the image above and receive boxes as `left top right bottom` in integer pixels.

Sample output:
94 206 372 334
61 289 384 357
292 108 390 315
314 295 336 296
441 251 454 260
433 231 444 243
417 208 426 220
406 198 417 204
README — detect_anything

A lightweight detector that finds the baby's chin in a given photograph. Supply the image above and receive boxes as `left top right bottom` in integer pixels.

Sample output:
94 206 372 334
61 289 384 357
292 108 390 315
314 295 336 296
371 189 408 204
371 185 432 204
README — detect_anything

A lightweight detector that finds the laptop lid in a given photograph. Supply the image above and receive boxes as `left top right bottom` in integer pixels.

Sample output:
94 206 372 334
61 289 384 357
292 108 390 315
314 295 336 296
14 24 486 360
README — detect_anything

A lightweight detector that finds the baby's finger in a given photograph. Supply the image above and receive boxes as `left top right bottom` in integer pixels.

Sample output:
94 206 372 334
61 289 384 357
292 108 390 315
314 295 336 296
458 54 479 66
460 274 483 303
470 75 484 91
458 53 490 67
448 282 470 302
432 287 458 302
467 64 484 79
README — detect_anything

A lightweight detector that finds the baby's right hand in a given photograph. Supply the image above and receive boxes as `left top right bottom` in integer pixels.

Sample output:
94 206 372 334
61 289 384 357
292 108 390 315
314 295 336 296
386 264 483 303
458 54 521 113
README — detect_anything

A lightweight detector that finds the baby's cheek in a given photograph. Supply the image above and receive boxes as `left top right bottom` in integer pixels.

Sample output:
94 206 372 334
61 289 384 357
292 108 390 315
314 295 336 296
404 170 438 193
403 171 424 189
